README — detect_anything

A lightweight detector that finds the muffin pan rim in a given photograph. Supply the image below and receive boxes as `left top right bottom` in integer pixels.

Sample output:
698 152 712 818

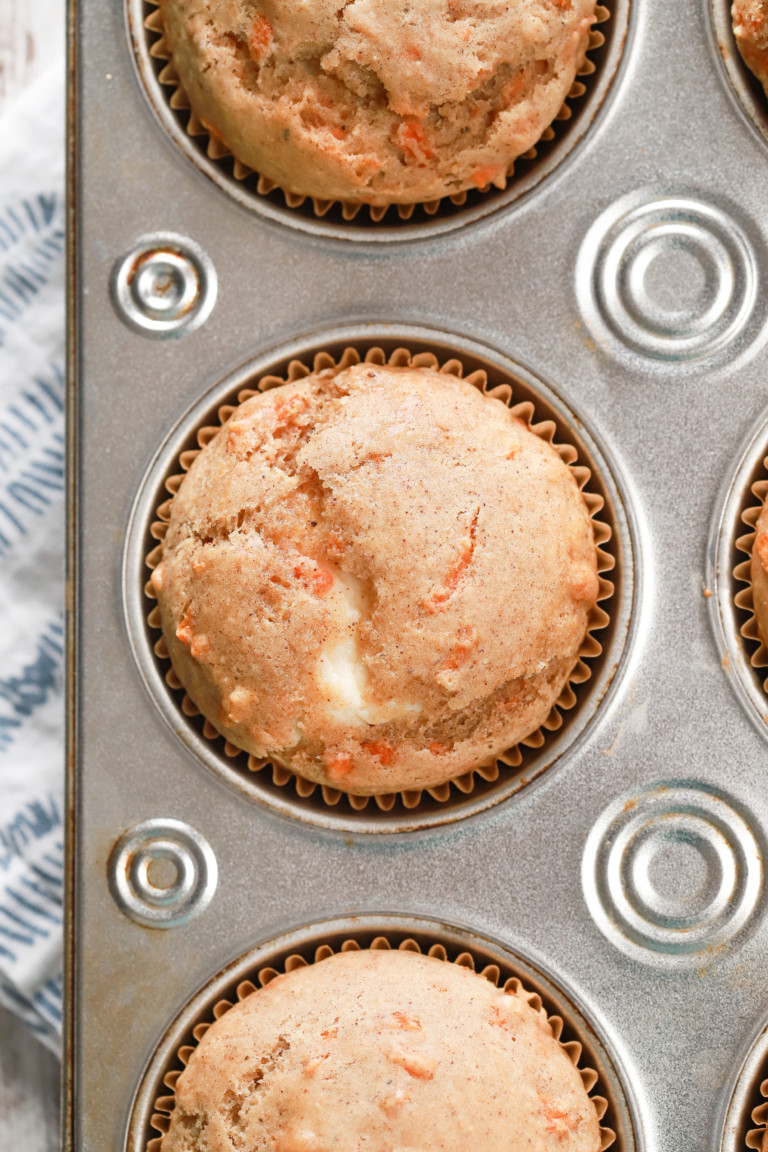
707 399 768 744
719 1013 768 1152
122 322 638 834
123 912 640 1152
124 0 632 243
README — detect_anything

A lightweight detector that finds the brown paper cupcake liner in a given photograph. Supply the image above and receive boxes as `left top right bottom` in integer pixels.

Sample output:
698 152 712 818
747 1081 768 1151
746 1059 768 1152
747 1078 768 1151
144 932 616 1152
732 454 768 687
141 2 611 225
144 344 615 812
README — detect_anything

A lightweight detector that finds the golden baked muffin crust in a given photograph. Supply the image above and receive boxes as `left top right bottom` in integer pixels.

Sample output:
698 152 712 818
161 949 603 1152
159 0 598 206
152 363 599 795
733 0 768 95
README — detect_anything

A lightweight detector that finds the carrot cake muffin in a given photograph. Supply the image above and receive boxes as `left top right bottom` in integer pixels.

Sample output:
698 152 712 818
160 948 603 1152
751 500 768 646
159 0 598 206
151 362 599 795
733 1 768 95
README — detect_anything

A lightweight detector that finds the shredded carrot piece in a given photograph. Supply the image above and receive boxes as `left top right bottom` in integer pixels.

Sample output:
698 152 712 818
302 1053 329 1077
248 14 273 62
540 1099 578 1136
423 510 479 611
756 532 768 572
470 164 505 189
391 1011 421 1030
309 568 334 595
293 562 334 596
740 14 765 34
364 740 396 765
325 752 353 780
394 118 434 162
273 393 306 424
440 624 475 672
387 1046 435 1079
502 73 528 103
175 609 194 646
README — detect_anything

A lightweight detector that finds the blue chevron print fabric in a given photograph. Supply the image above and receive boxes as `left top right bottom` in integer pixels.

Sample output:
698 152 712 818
0 63 65 1054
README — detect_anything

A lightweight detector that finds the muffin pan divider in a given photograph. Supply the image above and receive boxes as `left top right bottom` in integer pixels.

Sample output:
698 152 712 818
69 0 768 1150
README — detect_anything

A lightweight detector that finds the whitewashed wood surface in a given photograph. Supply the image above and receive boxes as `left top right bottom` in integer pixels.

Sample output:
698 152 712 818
0 0 65 1149
0 0 64 113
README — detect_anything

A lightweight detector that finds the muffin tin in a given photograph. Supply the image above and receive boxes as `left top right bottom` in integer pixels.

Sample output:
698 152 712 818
68 0 768 1150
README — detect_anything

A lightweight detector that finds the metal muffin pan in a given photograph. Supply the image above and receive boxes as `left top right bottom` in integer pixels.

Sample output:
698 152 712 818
68 0 768 1150
709 407 768 741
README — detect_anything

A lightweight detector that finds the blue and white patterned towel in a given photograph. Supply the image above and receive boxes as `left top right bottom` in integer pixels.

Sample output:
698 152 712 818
0 62 65 1054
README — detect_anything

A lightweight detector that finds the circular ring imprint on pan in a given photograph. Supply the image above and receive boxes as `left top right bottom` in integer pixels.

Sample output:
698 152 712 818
108 818 218 928
711 0 768 152
124 330 632 832
125 917 634 1152
576 191 761 366
582 781 764 967
127 0 627 239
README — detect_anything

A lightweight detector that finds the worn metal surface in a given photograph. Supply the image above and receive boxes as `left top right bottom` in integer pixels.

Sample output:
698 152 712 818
69 1 768 1151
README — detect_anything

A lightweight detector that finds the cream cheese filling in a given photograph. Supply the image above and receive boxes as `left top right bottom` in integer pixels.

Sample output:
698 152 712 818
316 570 421 726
